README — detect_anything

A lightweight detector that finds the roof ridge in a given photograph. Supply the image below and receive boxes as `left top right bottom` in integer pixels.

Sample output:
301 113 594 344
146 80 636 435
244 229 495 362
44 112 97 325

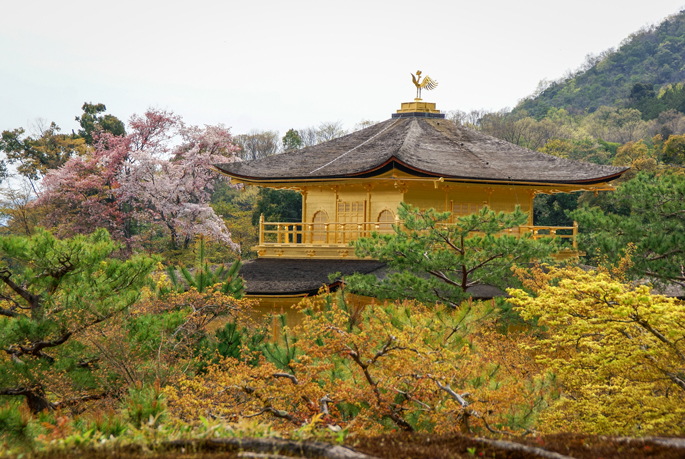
307 118 402 175
429 120 491 168
395 118 423 161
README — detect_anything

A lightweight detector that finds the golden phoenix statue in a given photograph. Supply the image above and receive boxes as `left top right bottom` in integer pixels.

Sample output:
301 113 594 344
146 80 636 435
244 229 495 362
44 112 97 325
411 70 438 101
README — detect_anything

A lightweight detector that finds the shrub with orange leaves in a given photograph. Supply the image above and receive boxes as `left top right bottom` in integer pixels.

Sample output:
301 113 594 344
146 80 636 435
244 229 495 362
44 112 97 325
508 261 685 435
165 293 548 436
82 283 257 390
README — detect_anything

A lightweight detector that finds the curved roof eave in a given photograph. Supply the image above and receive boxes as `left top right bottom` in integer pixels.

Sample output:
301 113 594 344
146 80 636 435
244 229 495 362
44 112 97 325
214 159 630 186
214 116 630 186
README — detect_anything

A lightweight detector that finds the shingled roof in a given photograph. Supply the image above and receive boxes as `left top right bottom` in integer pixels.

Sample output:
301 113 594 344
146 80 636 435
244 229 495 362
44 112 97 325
239 258 508 299
240 259 386 295
216 115 628 185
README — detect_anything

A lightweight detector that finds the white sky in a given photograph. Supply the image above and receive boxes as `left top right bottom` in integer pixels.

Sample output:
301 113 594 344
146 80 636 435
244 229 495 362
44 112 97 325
2 0 685 139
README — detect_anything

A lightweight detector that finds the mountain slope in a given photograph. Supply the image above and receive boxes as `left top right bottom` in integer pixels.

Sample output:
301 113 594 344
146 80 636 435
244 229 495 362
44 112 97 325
517 10 685 118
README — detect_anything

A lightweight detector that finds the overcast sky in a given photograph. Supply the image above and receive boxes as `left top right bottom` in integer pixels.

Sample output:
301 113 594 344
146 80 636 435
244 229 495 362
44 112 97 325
2 0 685 139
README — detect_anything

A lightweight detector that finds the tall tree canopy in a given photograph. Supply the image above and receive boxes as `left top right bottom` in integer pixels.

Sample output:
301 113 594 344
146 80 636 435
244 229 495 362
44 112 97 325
346 204 557 307
0 122 88 193
571 172 685 287
75 102 126 144
281 129 302 151
37 109 241 250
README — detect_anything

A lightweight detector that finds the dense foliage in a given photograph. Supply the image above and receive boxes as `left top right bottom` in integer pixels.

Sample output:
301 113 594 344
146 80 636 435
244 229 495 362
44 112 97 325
167 292 547 435
516 10 685 117
509 261 685 434
0 229 155 413
251 187 302 225
346 203 557 306
4 18 685 449
36 109 240 251
571 172 685 287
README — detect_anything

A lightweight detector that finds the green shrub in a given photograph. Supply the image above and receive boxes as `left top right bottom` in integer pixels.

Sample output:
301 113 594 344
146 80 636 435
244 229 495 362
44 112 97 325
124 380 167 427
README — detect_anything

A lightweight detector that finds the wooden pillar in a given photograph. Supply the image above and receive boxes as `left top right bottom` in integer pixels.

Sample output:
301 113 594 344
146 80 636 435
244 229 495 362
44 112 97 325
528 191 535 226
331 186 340 243
300 188 308 243
364 183 374 236
485 187 494 209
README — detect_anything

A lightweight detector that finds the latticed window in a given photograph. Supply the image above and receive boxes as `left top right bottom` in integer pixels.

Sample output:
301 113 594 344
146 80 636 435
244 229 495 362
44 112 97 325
337 201 365 243
338 201 364 223
452 203 486 215
312 211 328 243
378 209 394 232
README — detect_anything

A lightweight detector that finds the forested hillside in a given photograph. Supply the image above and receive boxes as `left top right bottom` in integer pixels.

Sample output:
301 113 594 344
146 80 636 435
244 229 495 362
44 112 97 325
516 9 685 118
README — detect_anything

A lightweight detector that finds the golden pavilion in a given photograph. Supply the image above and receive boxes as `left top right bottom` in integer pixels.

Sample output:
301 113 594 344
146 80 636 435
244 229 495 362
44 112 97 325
215 95 628 298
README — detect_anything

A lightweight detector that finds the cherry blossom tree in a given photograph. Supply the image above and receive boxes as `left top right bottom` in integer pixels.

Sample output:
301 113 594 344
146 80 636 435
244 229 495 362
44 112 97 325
36 131 132 242
37 109 240 251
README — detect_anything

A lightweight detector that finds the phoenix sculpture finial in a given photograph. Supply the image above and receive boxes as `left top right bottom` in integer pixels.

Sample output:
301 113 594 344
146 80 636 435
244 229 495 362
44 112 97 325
411 70 438 101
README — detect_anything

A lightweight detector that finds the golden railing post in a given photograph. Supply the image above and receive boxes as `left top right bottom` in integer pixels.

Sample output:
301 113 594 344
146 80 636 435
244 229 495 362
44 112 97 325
277 225 282 244
573 221 578 249
259 214 264 245
324 223 329 244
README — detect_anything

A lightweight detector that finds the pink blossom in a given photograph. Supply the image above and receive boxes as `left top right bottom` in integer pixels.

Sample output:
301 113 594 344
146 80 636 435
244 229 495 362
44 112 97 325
38 109 241 251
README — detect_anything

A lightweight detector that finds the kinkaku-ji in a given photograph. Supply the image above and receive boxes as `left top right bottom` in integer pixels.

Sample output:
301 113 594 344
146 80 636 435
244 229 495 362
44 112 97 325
215 72 628 302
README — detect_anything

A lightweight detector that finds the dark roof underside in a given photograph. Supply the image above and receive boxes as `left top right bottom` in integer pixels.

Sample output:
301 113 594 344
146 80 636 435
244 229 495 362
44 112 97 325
239 258 507 299
216 117 628 184
240 259 386 295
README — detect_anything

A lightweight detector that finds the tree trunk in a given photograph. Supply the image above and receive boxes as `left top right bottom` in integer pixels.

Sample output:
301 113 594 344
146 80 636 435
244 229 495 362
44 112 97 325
168 225 178 249
25 390 53 413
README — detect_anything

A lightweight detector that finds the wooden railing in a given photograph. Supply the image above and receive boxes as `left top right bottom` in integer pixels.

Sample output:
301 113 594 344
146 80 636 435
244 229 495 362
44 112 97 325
258 219 396 245
258 216 579 249
520 223 578 249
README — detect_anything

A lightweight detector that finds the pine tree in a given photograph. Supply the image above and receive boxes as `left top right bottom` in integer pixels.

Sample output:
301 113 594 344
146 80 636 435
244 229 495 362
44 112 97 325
571 171 685 287
162 235 245 298
346 203 557 307
0 228 155 412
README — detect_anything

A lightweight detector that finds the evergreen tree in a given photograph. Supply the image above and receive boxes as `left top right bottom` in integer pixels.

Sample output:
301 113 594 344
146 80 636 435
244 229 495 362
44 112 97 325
162 235 245 298
0 229 155 412
75 102 126 144
251 188 302 225
346 203 557 307
281 129 303 151
571 172 685 287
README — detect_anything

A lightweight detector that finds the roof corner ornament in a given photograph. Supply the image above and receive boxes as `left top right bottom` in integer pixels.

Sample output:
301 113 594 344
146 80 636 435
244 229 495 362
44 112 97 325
411 70 438 101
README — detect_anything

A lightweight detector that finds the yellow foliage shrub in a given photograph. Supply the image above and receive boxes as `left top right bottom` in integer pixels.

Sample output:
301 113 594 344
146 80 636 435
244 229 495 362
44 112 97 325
509 264 685 435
